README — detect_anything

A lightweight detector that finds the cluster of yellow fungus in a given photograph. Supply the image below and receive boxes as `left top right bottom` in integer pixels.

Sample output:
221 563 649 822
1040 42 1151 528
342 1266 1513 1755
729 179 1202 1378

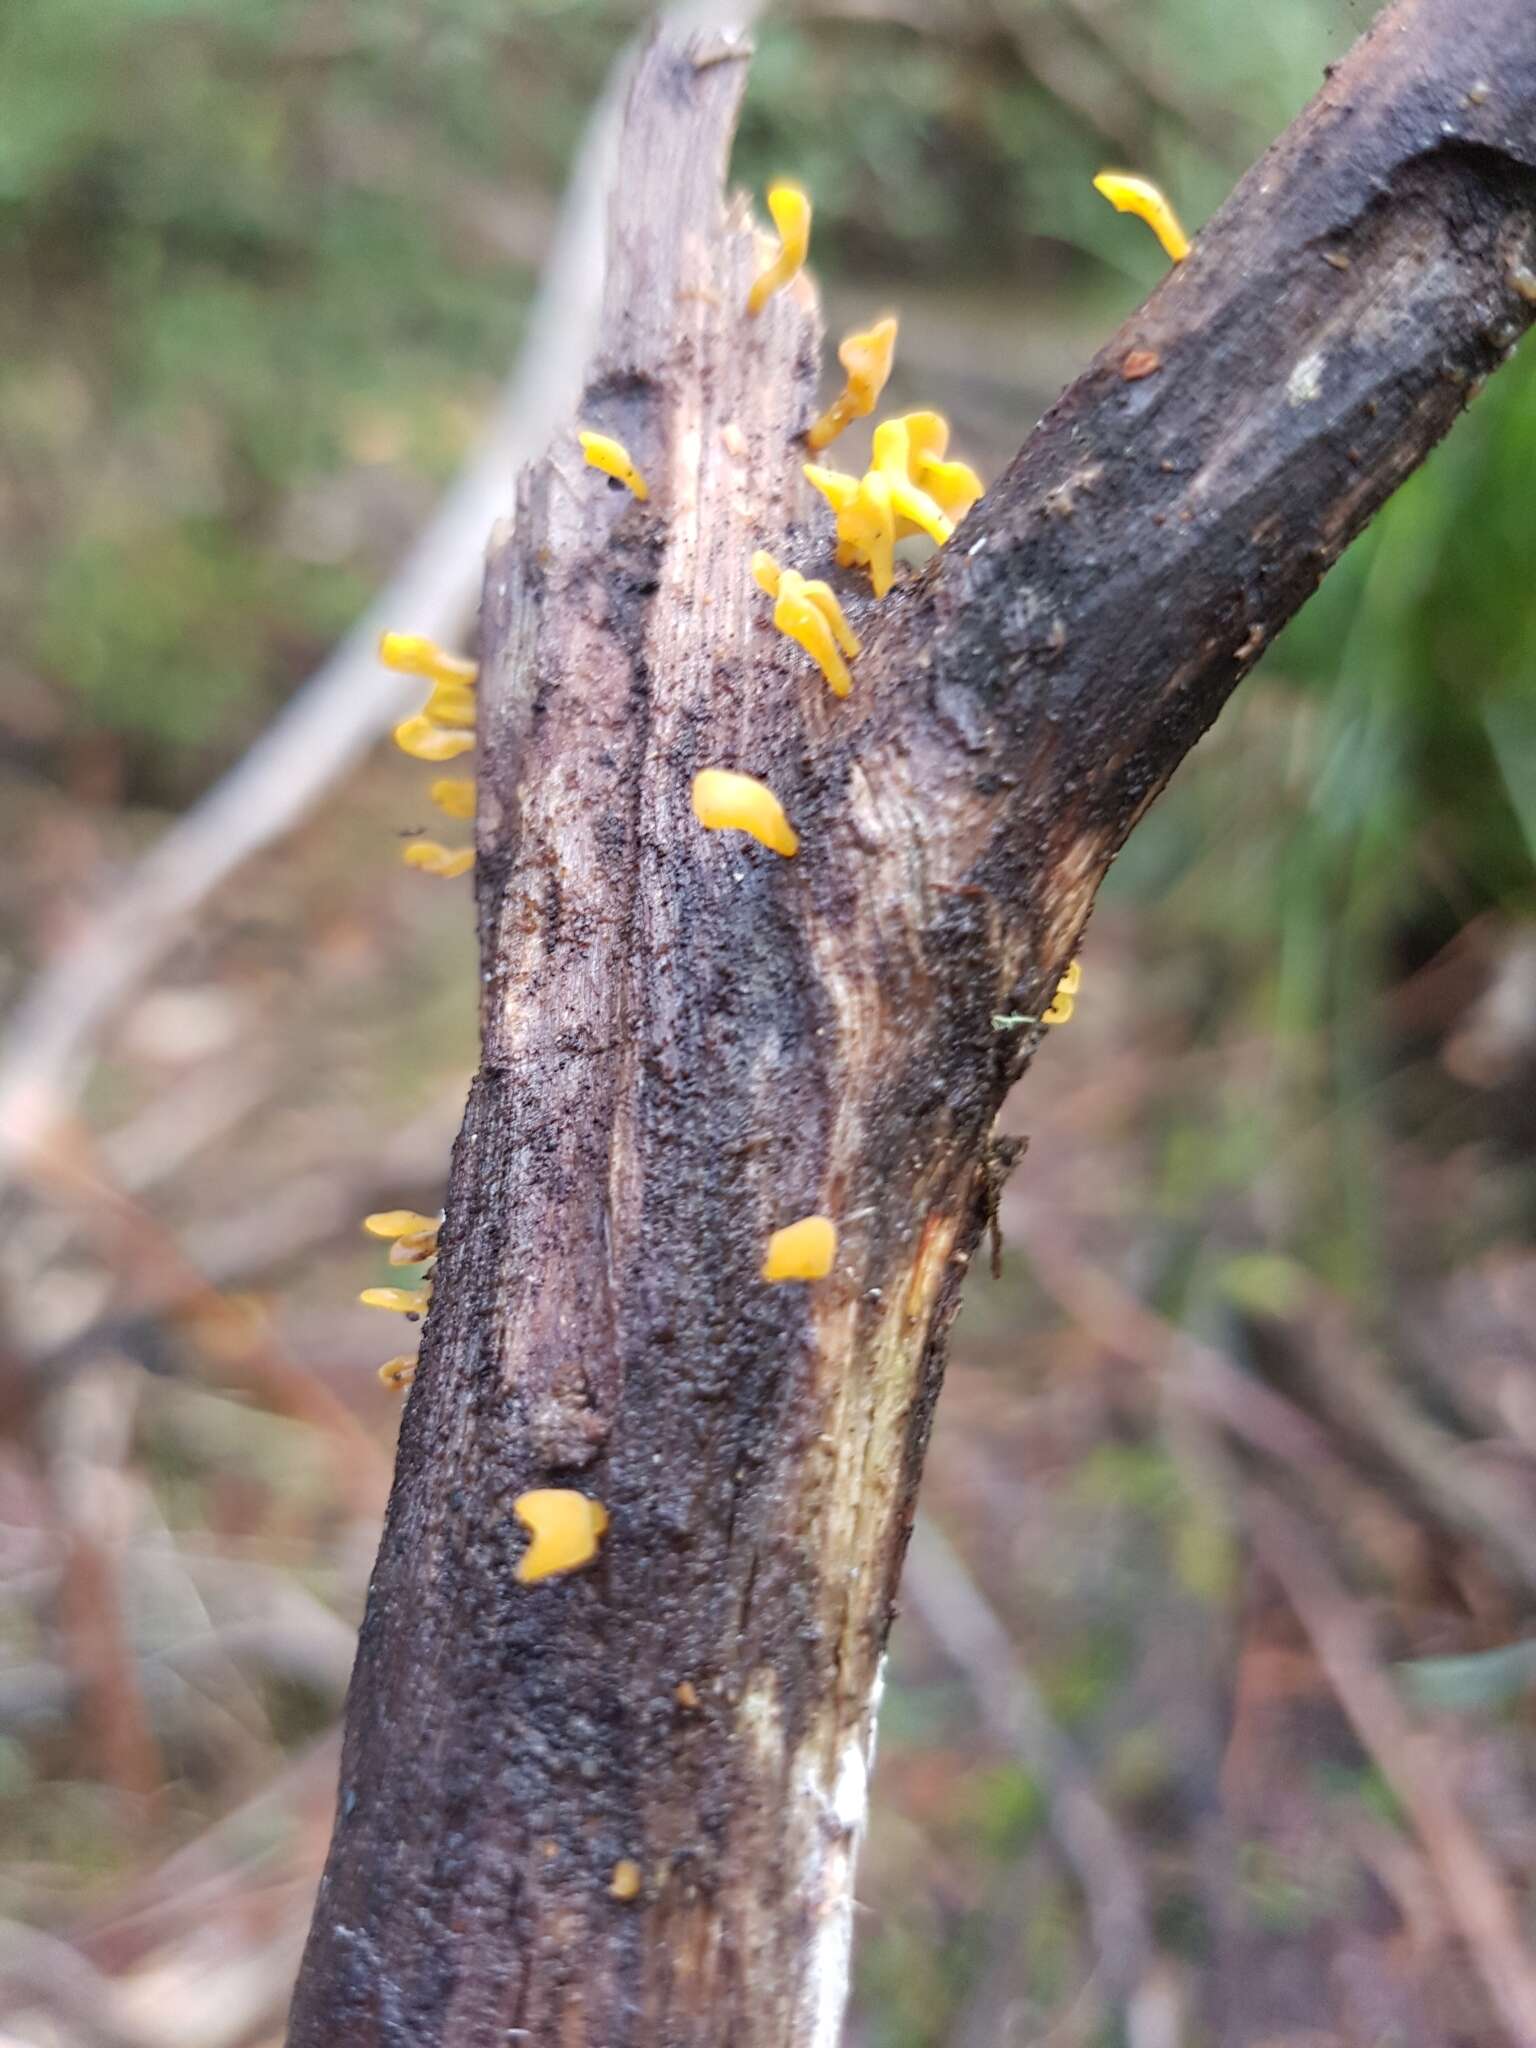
747 181 811 315
753 551 859 698
359 1209 441 1389
382 632 479 874
807 315 898 451
1092 171 1190 265
804 411 983 600
761 1215 838 1283
578 429 649 501
513 1489 610 1584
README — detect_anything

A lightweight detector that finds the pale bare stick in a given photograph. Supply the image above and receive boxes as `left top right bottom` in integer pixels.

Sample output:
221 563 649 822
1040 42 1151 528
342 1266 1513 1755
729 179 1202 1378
0 39 624 1185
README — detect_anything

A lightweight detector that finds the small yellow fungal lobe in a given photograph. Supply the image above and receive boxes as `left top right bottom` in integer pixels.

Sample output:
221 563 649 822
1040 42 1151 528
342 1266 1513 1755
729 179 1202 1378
807 314 899 451
1092 171 1191 264
402 839 475 879
388 1226 440 1266
429 776 476 821
359 1286 431 1315
691 769 799 857
394 715 474 762
378 633 479 688
762 1214 838 1283
872 419 953 545
855 471 897 599
773 570 856 698
609 1859 643 1902
421 681 476 730
578 430 649 500
675 1680 701 1710
1058 959 1082 998
378 1355 417 1392
751 548 783 597
920 456 984 523
513 1489 610 1585
363 1210 439 1240
747 180 811 316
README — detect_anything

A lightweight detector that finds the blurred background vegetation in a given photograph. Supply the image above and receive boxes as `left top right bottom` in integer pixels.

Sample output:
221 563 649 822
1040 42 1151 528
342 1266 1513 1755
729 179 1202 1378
2 1 1534 2043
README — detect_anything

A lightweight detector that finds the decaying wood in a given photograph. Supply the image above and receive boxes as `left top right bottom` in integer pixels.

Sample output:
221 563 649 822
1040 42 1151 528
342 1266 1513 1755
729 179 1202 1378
289 3 1536 2042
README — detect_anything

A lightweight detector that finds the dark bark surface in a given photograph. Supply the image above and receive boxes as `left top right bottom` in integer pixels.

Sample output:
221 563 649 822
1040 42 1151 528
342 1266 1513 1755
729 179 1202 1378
289 4 1536 2043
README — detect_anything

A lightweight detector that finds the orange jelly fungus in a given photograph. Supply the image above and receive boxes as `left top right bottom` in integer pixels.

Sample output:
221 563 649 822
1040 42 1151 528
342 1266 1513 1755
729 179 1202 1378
691 769 799 857
359 1285 430 1315
378 633 479 688
1092 171 1190 264
578 430 649 501
430 777 476 820
393 715 474 763
513 1490 610 1585
402 840 475 880
378 1356 417 1392
761 1214 838 1282
747 181 811 315
772 568 858 697
806 315 898 451
609 1859 643 1902
363 1210 438 1240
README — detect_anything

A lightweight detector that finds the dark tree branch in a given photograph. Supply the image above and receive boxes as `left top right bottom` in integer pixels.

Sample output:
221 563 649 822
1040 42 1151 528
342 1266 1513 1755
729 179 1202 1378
289 3 1536 2042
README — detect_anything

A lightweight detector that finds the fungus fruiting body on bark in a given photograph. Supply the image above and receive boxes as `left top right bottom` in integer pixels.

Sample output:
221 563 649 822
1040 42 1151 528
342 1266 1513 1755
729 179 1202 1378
609 1860 643 1902
402 840 475 879
430 777 476 820
513 1490 610 1585
761 1215 838 1282
393 714 475 763
378 1356 417 1393
578 430 649 500
359 1285 431 1316
1092 171 1191 263
805 410 983 599
1043 958 1083 1025
807 315 898 450
691 769 799 857
747 181 811 315
363 1210 438 1240
753 552 859 697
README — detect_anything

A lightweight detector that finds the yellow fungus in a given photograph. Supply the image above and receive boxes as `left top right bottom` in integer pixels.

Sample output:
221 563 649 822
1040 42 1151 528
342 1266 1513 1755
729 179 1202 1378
421 681 477 730
378 1356 417 1392
609 1858 643 1902
855 472 897 599
807 314 898 451
748 180 811 316
394 715 474 762
513 1489 610 1585
774 570 853 698
359 1285 430 1315
691 769 799 857
430 777 476 821
920 456 985 524
1092 171 1190 264
402 839 475 880
363 1210 438 1240
388 1226 440 1266
762 1214 838 1282
578 429 649 501
378 632 478 689
675 1680 701 1710
752 548 783 598
803 463 861 518
1058 959 1082 998
872 419 953 545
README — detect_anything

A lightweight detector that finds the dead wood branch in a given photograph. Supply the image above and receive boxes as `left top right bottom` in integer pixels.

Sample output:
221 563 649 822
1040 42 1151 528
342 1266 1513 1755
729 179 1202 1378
289 4 1536 2042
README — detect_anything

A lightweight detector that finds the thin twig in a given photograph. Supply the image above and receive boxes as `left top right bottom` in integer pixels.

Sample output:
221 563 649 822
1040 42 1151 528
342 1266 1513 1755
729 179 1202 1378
1246 1484 1536 2048
903 1517 1156 2012
0 38 622 1188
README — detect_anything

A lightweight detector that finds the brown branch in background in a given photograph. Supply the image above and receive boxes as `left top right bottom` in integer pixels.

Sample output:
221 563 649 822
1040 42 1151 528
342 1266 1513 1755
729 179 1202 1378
1246 1485 1536 2047
902 1517 1158 2024
289 3 1536 2041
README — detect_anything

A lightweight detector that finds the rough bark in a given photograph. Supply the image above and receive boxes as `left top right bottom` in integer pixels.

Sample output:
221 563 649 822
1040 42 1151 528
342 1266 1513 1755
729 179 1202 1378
289 4 1536 2043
